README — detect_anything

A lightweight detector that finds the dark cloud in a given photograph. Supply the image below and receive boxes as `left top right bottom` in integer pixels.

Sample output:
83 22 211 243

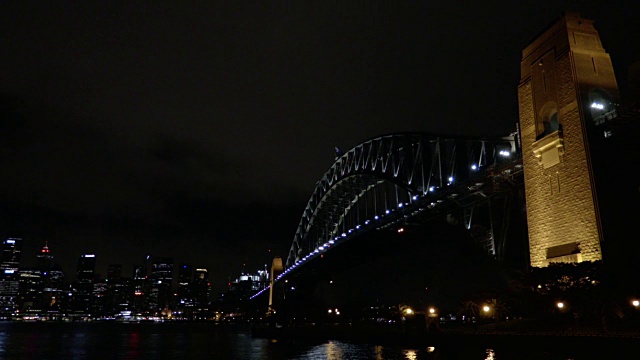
1 2 639 293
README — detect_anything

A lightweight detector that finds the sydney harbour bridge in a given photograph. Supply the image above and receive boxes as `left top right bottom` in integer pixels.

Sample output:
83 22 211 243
247 12 640 317
249 131 529 311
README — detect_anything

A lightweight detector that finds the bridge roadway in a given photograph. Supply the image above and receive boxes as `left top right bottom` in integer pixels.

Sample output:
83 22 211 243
250 132 527 308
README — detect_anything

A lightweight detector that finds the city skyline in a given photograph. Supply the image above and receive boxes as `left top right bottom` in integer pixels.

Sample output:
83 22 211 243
1 236 254 288
31 240 266 295
2 3 639 295
0 236 227 320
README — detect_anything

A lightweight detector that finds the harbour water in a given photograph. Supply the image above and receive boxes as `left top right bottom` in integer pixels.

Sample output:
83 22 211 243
0 321 636 359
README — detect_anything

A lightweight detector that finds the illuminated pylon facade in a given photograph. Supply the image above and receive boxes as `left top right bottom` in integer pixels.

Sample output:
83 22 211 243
518 13 620 267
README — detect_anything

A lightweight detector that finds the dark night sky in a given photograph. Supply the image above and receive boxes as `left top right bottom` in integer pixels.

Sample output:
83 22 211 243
1 2 638 294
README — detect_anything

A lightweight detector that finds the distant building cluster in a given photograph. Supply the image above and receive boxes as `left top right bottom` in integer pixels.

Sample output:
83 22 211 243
0 237 270 322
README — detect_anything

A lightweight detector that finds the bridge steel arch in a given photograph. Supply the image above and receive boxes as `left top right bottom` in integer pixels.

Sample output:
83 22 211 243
284 132 521 272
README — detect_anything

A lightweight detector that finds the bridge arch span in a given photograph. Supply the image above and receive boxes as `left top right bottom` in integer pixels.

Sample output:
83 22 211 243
285 132 518 269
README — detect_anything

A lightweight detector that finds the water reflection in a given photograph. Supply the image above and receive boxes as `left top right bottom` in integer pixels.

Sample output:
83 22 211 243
403 349 417 359
0 322 637 359
125 332 140 359
326 341 343 359
375 345 384 360
70 329 88 359
485 348 496 360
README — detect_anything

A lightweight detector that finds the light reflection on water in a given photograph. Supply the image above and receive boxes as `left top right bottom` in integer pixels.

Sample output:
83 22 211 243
375 345 384 360
0 322 636 359
290 341 430 360
485 348 496 360
404 349 418 360
125 332 140 359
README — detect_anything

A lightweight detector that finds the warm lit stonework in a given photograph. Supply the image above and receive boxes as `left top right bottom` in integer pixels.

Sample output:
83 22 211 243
518 13 620 267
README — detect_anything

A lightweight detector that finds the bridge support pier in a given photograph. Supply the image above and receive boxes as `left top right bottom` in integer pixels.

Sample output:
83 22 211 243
268 256 284 316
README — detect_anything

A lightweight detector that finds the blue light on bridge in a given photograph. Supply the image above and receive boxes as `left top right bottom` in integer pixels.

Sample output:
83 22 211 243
385 209 390 214
471 164 478 170
412 195 418 200
374 215 379 220
429 186 435 192
250 285 271 300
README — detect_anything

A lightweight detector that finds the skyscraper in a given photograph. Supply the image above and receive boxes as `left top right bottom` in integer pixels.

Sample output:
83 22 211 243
107 264 122 282
149 257 173 313
42 262 65 316
18 268 42 313
132 264 147 312
106 264 128 314
36 241 53 272
0 237 22 273
0 237 23 316
177 263 193 309
74 254 96 313
192 267 211 309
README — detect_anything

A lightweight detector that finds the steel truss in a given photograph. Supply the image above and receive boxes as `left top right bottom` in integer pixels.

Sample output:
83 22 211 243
284 132 520 270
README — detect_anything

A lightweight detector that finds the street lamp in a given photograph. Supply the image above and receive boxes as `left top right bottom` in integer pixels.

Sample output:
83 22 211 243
632 299 639 308
404 308 414 315
427 307 438 318
556 301 565 309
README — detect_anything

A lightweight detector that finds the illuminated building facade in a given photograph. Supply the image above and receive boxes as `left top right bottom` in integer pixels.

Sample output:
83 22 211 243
225 268 269 302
